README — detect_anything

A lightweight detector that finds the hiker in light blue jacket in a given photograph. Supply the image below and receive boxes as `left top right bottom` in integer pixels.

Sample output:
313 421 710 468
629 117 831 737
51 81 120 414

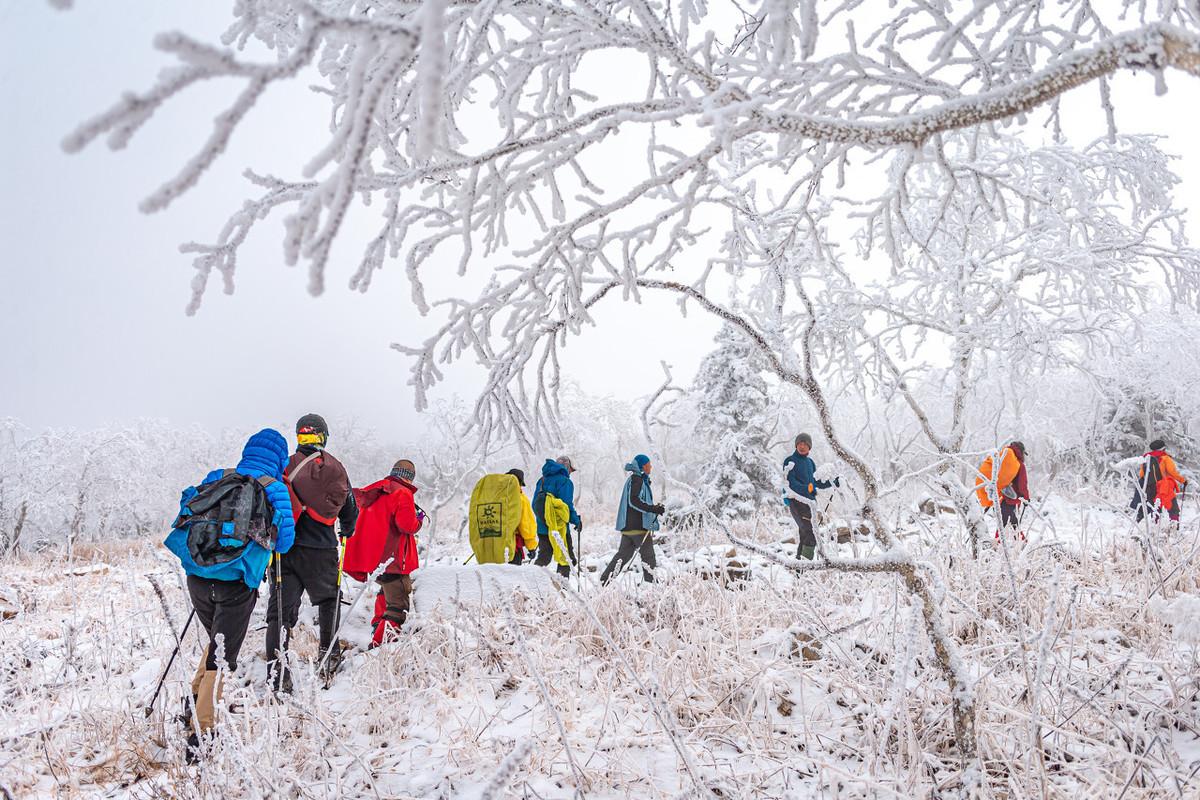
601 455 665 584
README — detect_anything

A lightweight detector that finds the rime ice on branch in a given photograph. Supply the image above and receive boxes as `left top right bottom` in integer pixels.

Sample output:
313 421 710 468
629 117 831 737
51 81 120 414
61 3 1200 449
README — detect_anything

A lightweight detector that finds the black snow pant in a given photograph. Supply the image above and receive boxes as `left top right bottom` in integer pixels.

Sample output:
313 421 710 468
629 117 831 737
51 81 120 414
1000 503 1020 530
1134 494 1180 523
534 534 554 566
186 575 257 732
600 531 657 585
266 545 340 687
534 530 577 577
789 501 815 559
187 575 258 673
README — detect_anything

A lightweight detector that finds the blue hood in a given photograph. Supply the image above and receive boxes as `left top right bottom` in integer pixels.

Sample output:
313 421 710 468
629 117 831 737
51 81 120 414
534 458 579 532
164 427 296 589
238 429 289 479
542 459 569 479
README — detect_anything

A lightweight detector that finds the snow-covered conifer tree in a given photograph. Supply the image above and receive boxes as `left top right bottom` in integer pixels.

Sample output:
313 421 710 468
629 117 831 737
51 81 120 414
689 324 777 519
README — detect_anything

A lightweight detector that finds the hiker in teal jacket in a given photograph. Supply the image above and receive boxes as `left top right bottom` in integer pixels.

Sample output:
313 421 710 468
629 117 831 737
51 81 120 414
783 433 835 560
601 455 664 584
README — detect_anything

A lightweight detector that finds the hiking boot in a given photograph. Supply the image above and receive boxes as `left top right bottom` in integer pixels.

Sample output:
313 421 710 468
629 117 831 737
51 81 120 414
272 668 293 696
184 732 202 765
318 643 346 684
176 695 199 730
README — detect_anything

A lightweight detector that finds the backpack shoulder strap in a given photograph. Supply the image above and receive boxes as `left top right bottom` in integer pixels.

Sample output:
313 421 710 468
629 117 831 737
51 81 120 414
219 468 271 486
286 450 322 483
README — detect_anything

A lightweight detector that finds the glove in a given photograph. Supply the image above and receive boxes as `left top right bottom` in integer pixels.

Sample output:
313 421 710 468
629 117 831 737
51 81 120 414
573 518 583 533
651 504 666 516
833 477 841 488
416 509 427 529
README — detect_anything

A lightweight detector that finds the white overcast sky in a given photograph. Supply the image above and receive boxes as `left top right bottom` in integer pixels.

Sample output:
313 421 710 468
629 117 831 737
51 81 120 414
2 2 1198 441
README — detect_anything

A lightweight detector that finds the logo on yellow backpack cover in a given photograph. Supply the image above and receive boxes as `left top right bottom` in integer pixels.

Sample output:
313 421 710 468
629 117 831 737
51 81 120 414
477 503 503 538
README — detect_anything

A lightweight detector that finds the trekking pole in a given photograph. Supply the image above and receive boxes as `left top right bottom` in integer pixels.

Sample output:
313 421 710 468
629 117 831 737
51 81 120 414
575 525 582 592
271 552 286 689
319 554 395 676
336 537 346 588
1015 494 1059 540
144 608 195 717
332 535 347 649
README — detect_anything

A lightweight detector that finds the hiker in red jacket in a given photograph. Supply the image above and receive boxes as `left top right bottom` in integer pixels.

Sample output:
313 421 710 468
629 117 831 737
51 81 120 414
341 459 424 647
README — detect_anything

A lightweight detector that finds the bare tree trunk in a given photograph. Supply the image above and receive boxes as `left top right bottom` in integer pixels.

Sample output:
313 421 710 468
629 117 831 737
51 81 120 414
806 380 978 764
7 501 28 558
69 476 87 564
636 278 979 765
941 475 985 560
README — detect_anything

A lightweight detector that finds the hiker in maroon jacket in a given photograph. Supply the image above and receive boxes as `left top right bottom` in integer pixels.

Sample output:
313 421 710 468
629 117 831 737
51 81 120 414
266 414 358 691
999 441 1031 536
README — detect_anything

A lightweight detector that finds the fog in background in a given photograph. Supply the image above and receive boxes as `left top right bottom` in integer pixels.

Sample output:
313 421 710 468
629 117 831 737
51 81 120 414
2 1 1199 443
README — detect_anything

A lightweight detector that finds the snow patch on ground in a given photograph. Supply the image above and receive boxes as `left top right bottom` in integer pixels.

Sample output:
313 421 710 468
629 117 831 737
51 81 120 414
412 563 557 616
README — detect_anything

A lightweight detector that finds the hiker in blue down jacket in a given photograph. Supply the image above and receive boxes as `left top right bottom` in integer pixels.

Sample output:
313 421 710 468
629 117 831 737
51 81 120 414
601 454 665 584
784 432 836 561
163 429 295 756
533 456 582 570
166 429 297 587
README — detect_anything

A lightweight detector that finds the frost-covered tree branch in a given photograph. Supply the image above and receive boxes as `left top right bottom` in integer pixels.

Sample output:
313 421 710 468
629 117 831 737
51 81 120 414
63 2 1200 330
741 23 1200 146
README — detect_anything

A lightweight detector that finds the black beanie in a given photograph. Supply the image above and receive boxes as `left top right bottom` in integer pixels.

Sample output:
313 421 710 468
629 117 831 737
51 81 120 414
296 413 329 437
507 468 526 487
1149 439 1166 451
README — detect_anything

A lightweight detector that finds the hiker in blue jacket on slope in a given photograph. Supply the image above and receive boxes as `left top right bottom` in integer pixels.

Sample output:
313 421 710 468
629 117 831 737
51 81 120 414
164 429 295 758
783 433 836 560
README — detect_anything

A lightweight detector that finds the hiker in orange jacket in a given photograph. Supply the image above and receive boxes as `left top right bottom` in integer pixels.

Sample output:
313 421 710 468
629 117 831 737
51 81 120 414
1133 439 1188 523
975 441 1030 534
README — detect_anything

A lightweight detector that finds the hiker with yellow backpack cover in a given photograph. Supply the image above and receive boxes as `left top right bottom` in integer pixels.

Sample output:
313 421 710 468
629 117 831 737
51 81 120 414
468 469 538 564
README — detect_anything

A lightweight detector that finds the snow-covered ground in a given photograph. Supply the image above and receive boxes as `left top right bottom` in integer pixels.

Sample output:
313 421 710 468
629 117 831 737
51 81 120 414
2 496 1200 798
